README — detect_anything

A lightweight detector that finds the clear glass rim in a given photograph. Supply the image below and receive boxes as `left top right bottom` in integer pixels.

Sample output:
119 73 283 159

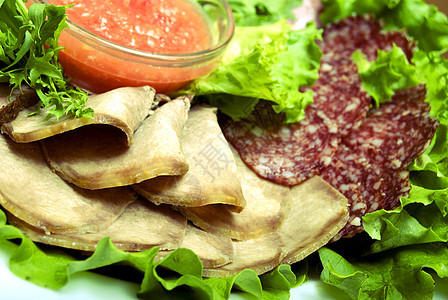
35 0 235 63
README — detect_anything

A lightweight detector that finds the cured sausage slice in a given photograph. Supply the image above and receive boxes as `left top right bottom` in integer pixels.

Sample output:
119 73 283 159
322 85 438 239
344 85 438 169
222 104 339 186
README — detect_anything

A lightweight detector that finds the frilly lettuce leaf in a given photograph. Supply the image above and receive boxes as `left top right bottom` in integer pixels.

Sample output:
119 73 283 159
181 21 322 123
352 44 421 107
319 244 448 300
413 49 448 124
0 208 307 299
228 0 303 26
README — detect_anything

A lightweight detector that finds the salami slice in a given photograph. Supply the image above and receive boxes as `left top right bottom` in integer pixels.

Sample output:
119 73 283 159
222 103 339 186
321 143 412 239
301 60 370 136
305 16 415 136
322 85 437 239
320 15 414 63
343 85 438 169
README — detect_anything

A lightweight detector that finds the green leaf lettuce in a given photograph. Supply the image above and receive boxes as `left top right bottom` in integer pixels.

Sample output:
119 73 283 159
0 208 307 299
181 21 322 123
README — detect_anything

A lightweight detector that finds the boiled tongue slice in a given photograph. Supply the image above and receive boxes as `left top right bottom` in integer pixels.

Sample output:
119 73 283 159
41 96 191 190
0 133 135 235
134 105 246 212
2 86 155 146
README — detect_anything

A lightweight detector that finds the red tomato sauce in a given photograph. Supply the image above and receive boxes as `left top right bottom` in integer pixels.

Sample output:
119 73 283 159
47 0 215 93
52 0 211 54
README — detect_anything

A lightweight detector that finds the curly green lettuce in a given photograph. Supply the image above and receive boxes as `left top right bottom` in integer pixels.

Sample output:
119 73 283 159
181 21 322 123
352 44 422 107
0 0 92 119
228 0 303 26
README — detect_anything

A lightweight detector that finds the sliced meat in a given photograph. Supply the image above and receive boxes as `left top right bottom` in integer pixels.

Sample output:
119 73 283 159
0 133 135 234
344 85 438 168
41 97 190 190
2 86 155 146
134 105 245 212
280 176 349 264
203 176 349 277
0 84 38 126
202 233 285 278
8 198 187 252
321 85 438 239
222 102 340 186
320 15 413 62
321 144 411 239
301 61 370 137
177 147 291 240
156 223 234 269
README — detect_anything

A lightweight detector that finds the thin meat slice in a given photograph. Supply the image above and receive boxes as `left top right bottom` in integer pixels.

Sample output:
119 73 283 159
222 102 339 186
320 15 414 63
320 144 384 239
303 16 415 136
0 133 135 234
202 233 285 278
224 16 417 187
2 86 155 146
321 144 412 239
8 198 187 252
134 105 245 212
344 85 438 169
301 61 371 136
155 223 234 269
202 176 349 277
0 84 38 126
41 97 190 190
321 85 438 239
280 176 349 265
178 147 292 240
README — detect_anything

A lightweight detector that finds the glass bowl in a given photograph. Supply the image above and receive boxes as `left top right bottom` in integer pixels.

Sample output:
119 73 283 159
29 0 235 94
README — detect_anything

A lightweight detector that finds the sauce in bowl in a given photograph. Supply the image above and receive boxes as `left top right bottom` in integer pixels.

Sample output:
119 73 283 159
53 0 212 54
41 0 233 93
